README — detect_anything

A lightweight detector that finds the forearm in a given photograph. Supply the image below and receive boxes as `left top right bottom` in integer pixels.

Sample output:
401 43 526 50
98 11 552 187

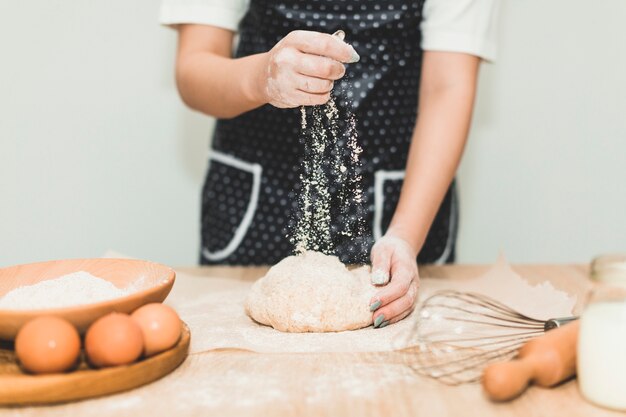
176 50 268 119
388 52 480 252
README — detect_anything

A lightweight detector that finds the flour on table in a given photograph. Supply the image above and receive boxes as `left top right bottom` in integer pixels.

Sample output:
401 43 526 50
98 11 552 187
0 271 129 310
245 251 376 332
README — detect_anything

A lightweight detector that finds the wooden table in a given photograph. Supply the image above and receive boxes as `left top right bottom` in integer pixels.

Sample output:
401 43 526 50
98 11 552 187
2 264 624 417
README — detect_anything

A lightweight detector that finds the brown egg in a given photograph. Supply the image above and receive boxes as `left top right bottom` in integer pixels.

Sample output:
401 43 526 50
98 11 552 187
131 303 181 357
85 313 143 368
15 316 81 374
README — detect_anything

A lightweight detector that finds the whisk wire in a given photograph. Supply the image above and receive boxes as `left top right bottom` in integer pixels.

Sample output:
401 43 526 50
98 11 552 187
406 289 576 386
434 314 545 330
419 329 544 345
424 290 544 324
423 303 546 329
410 338 532 384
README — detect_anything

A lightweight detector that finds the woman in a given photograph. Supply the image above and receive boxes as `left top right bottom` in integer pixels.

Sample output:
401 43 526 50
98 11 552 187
160 0 499 328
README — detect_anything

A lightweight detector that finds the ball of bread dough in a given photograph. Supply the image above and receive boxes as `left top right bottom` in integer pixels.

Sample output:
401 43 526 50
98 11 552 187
245 251 376 332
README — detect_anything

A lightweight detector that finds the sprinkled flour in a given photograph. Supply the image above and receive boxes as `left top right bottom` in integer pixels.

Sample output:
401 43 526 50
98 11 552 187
0 271 129 310
292 92 365 257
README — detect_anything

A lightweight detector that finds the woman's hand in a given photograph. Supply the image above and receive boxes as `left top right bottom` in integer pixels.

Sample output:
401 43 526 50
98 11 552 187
254 30 360 108
176 26 359 117
368 233 420 328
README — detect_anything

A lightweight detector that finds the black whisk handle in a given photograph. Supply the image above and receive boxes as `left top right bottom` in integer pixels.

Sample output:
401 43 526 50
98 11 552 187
544 316 579 331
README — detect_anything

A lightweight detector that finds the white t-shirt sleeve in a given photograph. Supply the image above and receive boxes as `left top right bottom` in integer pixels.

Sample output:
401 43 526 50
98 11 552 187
159 0 249 31
421 0 501 61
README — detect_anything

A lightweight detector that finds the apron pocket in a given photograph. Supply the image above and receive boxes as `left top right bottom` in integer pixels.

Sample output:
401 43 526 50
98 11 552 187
373 170 405 241
201 151 262 261
373 170 457 264
420 183 457 264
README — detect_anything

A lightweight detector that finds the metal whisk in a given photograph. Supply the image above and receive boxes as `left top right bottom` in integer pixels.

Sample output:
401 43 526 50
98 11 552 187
401 290 577 385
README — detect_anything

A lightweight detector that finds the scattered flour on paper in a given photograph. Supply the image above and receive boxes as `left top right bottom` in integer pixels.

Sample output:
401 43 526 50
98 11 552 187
169 281 416 354
167 258 577 355
0 271 130 310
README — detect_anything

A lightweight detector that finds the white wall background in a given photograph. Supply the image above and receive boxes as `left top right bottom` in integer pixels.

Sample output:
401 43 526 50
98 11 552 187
0 0 624 267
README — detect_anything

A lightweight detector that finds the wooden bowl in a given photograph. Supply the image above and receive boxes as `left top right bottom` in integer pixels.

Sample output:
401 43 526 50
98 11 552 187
0 258 175 340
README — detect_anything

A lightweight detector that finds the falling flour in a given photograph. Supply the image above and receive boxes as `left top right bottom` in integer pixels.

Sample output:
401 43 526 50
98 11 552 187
0 271 129 310
292 94 365 256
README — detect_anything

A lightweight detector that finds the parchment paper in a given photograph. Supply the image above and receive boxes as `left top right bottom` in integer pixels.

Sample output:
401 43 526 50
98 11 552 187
167 256 577 354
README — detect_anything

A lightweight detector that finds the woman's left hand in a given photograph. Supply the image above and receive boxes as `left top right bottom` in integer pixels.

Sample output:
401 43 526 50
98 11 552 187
368 233 420 328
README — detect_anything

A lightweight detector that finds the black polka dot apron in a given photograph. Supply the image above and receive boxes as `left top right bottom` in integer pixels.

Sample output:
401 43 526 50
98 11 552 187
200 0 458 265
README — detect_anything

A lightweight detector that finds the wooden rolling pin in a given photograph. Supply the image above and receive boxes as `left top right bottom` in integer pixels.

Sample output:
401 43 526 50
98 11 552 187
482 321 580 401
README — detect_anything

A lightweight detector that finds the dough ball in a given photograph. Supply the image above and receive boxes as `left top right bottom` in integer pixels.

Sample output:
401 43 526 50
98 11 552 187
245 251 376 332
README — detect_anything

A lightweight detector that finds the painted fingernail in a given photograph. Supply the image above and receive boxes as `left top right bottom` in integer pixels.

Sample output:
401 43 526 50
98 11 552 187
348 47 360 63
371 269 389 285
374 314 385 328
378 320 390 329
369 300 381 312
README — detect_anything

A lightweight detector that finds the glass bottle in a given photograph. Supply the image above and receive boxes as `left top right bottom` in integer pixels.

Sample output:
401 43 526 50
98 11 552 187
578 254 626 410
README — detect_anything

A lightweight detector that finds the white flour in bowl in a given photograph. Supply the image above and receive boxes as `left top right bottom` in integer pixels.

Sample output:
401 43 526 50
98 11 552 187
0 271 129 310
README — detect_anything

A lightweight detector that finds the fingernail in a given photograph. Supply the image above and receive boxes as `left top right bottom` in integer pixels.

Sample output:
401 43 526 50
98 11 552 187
374 314 385 328
371 269 389 285
348 47 360 63
369 300 381 312
378 320 390 329
332 30 346 41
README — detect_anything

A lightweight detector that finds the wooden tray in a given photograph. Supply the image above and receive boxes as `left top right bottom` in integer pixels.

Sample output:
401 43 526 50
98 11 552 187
0 322 190 406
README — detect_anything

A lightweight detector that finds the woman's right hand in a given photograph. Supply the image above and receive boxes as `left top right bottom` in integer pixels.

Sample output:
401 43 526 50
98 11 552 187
254 30 360 108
